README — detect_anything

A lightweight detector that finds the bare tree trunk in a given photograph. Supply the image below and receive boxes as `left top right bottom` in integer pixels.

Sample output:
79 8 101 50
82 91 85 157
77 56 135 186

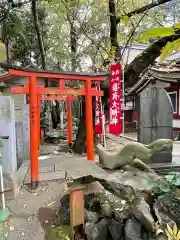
31 0 46 70
68 12 77 72
109 0 119 59
4 37 10 64
73 99 86 153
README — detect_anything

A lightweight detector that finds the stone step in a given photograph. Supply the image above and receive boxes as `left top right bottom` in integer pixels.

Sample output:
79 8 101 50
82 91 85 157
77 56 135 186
149 162 180 175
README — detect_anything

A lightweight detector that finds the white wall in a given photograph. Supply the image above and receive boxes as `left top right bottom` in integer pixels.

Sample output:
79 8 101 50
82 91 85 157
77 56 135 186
121 45 148 65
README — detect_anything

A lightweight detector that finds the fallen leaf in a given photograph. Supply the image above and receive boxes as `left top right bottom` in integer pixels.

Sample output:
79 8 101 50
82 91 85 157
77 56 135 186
156 229 163 235
47 201 55 207
9 226 15 231
121 200 126 205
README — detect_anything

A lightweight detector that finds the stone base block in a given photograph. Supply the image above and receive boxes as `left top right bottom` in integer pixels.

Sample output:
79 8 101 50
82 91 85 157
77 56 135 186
150 151 172 164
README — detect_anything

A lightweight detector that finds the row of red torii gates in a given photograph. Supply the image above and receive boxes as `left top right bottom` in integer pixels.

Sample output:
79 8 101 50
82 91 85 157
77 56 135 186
0 63 107 188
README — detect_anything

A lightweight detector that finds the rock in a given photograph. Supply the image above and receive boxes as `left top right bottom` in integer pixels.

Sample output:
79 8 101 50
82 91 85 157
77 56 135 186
84 209 101 223
56 207 70 225
153 200 176 230
132 198 154 232
101 202 113 218
124 217 142 240
149 234 166 240
88 190 131 221
108 219 123 240
156 189 180 225
85 218 109 240
84 181 104 195
85 193 99 210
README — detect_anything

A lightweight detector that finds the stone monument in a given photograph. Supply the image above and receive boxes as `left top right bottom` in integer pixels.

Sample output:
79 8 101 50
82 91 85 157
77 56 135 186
137 86 173 163
0 96 18 197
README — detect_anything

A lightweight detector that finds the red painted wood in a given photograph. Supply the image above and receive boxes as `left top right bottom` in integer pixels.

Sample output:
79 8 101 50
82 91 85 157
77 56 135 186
85 79 94 161
11 86 103 96
29 76 39 184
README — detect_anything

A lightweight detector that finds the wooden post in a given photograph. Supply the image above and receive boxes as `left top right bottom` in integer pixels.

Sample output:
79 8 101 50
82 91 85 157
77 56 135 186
29 76 39 189
85 79 94 161
67 98 73 152
69 184 85 239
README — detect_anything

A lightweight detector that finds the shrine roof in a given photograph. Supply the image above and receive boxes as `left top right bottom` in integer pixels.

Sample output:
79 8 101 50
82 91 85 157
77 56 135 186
127 64 180 96
0 62 108 79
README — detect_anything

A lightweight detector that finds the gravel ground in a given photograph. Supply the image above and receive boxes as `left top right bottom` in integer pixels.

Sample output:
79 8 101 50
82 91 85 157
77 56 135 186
0 181 67 240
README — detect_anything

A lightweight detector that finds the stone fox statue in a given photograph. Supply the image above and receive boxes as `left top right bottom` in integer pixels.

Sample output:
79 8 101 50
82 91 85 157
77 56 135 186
96 139 173 171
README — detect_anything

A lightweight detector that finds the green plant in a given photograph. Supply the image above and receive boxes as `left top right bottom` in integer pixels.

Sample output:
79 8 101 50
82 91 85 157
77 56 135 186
141 23 180 62
144 173 180 196
166 223 180 240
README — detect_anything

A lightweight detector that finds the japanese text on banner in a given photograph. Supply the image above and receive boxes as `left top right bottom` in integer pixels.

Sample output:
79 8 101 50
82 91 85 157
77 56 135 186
109 63 122 135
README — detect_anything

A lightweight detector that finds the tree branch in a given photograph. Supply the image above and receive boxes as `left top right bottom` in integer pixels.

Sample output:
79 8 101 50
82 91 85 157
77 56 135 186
124 32 180 89
116 0 173 24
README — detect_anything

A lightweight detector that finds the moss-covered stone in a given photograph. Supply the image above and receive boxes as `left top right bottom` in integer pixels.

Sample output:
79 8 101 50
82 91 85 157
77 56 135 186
96 139 173 170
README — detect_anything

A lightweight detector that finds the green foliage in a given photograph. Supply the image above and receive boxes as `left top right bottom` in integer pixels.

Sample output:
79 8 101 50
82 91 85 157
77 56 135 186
141 27 174 40
149 173 180 196
0 42 6 62
140 22 180 62
160 39 180 62
121 16 129 24
1 0 180 69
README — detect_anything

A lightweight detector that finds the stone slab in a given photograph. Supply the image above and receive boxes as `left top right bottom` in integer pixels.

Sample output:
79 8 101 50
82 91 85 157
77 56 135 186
21 153 109 184
39 164 55 173
55 157 109 180
24 170 66 184
138 87 173 147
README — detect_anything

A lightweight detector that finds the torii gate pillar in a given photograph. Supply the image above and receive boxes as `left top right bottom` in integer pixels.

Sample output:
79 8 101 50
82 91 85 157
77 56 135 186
29 76 39 188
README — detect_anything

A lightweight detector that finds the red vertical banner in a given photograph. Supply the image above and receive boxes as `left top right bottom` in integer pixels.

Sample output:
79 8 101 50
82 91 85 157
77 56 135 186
109 63 122 135
94 82 103 135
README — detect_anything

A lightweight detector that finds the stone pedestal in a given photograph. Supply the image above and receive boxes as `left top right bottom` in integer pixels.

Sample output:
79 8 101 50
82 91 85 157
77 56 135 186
0 96 18 198
138 87 173 163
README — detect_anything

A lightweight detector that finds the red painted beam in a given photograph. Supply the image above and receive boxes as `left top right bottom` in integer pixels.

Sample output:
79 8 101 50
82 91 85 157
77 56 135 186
11 86 104 96
9 69 107 81
27 95 78 101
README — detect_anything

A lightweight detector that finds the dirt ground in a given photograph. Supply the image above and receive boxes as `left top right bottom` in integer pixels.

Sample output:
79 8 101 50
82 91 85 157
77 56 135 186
0 137 122 240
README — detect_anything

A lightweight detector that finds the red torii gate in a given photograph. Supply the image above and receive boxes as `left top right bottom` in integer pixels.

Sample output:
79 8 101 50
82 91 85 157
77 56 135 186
13 83 78 149
1 64 107 189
